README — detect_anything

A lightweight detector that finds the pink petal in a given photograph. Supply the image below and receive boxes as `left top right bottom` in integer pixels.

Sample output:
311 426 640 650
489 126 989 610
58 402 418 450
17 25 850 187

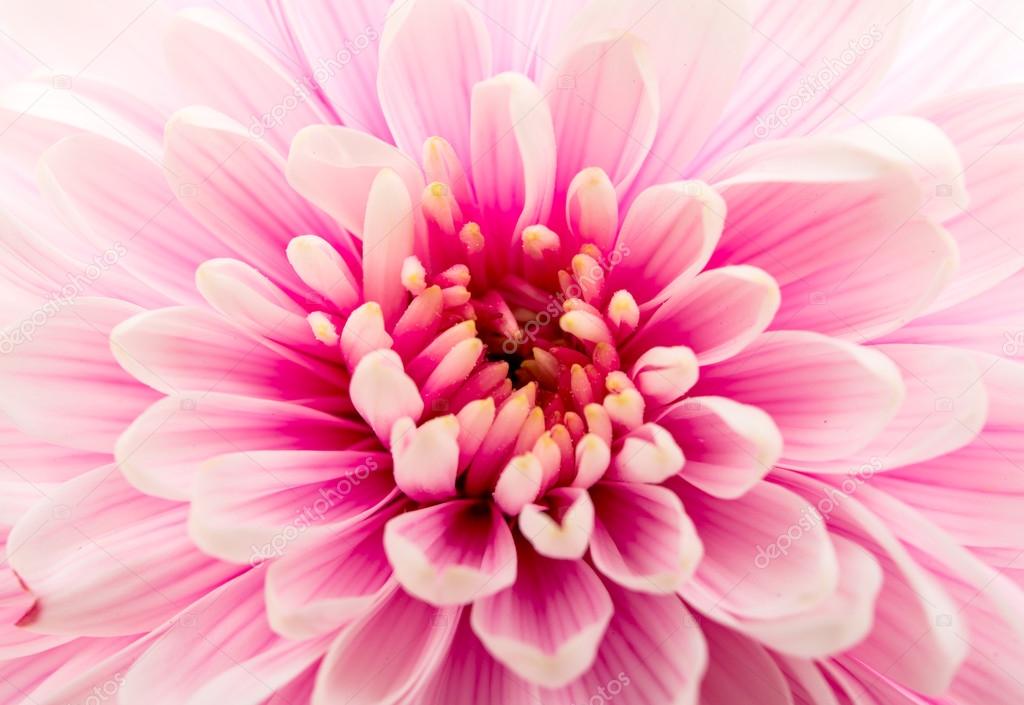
657 396 782 499
164 8 333 156
470 72 555 242
116 393 363 500
0 297 159 453
195 258 312 347
37 134 224 304
286 124 425 239
349 349 424 443
406 611 538 704
928 146 1024 311
384 499 515 606
538 580 707 705
286 235 361 313
278 0 389 136
605 181 724 305
190 449 395 564
677 480 839 621
117 568 316 705
625 265 780 365
589 482 702 594
698 620 792 705
470 541 612 687
565 167 618 251
686 534 883 659
266 510 395 640
693 1 909 169
311 585 460 705
779 471 967 694
7 466 240 636
377 0 492 162
362 168 417 325
545 34 659 199
560 0 750 195
164 106 347 290
111 306 336 400
518 487 594 560
710 138 947 341
694 331 904 462
795 344 989 474
867 355 1024 547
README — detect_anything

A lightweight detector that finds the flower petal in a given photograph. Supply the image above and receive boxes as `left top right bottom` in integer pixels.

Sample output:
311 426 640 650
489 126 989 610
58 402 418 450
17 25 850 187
676 480 839 621
657 396 781 499
116 393 363 500
7 466 240 636
545 34 658 199
311 585 460 705
470 72 555 242
589 482 702 594
189 449 395 564
377 0 492 162
694 331 905 462
384 499 516 606
0 297 159 453
471 541 612 687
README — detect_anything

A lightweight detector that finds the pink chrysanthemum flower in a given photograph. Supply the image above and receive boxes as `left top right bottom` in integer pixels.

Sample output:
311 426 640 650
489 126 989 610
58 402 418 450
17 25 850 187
0 0 1023 703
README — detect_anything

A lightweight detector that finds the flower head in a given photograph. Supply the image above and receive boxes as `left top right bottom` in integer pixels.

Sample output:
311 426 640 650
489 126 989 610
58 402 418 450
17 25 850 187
0 1 1023 704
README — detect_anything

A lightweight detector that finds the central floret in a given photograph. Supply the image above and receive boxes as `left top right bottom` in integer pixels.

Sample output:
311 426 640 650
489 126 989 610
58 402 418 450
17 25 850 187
295 140 693 523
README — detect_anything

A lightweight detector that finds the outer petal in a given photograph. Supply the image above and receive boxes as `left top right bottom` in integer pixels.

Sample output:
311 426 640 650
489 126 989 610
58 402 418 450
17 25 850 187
470 541 613 687
189 450 395 564
377 0 491 162
676 480 839 621
559 0 751 193
710 138 949 341
286 124 425 239
0 297 159 453
693 331 905 462
164 8 334 156
163 106 348 291
37 134 224 304
266 509 395 640
794 344 989 474
406 611 539 704
538 580 707 705
698 620 793 705
110 306 335 400
280 0 390 138
7 466 240 636
779 471 967 695
311 585 460 705
693 1 910 169
116 393 363 500
625 265 780 365
117 568 323 705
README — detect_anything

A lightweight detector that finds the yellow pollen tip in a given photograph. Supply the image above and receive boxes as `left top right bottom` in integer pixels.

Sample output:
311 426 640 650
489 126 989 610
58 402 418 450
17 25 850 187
429 181 447 199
